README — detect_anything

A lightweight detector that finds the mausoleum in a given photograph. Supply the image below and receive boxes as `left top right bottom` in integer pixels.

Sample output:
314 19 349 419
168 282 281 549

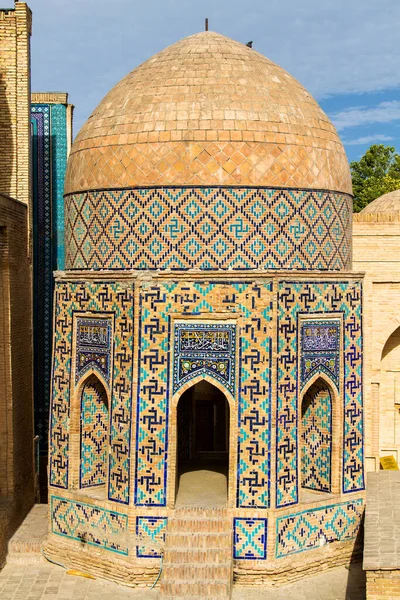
46 31 365 594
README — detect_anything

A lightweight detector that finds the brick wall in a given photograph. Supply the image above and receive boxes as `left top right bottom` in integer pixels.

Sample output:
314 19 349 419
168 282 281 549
0 2 32 242
364 471 400 599
367 570 400 599
353 213 400 469
0 196 34 561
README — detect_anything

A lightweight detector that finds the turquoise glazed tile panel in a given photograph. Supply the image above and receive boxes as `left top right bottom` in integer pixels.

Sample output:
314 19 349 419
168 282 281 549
65 188 352 271
136 517 168 558
276 281 363 508
135 281 272 508
51 496 128 555
233 518 267 559
49 282 134 504
276 499 364 558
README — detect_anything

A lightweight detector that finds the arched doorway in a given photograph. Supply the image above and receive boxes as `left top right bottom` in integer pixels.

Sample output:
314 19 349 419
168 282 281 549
300 377 333 494
176 380 229 506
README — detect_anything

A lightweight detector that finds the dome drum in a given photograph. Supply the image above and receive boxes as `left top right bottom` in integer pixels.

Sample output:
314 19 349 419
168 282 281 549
65 186 352 271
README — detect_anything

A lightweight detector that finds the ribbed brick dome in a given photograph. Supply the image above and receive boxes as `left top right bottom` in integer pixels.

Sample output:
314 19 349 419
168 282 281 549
65 31 351 194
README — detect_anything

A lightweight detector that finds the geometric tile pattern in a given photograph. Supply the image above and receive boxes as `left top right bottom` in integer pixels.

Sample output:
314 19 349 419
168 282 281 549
51 495 128 555
238 282 272 509
75 317 112 385
65 188 352 271
301 382 332 492
135 281 272 508
31 106 51 456
136 517 168 558
49 282 134 504
276 498 364 558
50 104 68 271
233 518 267 560
31 103 68 455
80 376 109 488
300 320 340 390
276 281 363 508
173 322 236 395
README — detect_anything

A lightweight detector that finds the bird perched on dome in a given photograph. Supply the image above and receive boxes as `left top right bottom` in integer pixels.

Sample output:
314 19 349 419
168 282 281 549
246 41 253 48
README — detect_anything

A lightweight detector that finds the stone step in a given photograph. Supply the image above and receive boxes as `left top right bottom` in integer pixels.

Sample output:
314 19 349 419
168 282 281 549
166 531 231 548
160 508 232 599
173 507 228 519
164 547 229 563
162 562 232 580
162 597 229 600
168 517 230 533
161 579 231 597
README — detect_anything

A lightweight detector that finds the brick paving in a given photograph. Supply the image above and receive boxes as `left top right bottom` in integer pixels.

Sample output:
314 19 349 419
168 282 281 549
233 562 366 599
0 561 160 600
1 504 366 599
0 559 365 600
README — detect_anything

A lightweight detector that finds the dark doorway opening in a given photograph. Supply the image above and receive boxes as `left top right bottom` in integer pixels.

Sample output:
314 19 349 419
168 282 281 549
176 380 229 506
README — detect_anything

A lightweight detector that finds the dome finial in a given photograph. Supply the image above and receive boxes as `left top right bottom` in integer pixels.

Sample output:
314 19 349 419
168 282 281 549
205 18 209 31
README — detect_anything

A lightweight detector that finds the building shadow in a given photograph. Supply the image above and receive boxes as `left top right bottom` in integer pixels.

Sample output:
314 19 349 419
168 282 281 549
345 517 366 599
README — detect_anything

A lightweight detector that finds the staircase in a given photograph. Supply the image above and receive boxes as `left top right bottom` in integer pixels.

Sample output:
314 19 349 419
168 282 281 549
160 507 232 599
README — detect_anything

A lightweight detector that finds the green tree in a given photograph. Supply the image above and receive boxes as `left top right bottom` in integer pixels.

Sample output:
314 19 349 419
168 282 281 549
350 145 400 212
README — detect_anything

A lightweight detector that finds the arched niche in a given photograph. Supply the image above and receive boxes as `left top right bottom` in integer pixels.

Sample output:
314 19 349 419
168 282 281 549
79 373 109 489
300 376 334 494
381 326 400 363
376 318 400 363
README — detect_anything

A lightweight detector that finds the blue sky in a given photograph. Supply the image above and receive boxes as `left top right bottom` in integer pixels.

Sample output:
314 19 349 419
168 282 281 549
28 0 400 164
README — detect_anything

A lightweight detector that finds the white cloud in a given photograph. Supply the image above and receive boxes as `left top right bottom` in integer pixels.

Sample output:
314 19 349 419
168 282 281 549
343 134 394 146
28 0 400 133
331 101 400 131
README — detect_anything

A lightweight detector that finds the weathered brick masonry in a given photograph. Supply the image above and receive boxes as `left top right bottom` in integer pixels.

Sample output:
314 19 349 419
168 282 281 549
0 1 34 568
0 194 34 566
364 471 400 599
0 2 32 237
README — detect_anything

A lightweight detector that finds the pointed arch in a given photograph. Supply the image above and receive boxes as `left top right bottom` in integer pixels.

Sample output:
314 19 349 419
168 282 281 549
381 325 400 361
76 366 110 397
79 373 109 489
377 317 400 361
301 370 337 398
172 373 235 412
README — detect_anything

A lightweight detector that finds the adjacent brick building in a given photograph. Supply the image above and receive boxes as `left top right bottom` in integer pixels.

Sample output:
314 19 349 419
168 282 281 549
0 1 35 567
354 192 400 472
